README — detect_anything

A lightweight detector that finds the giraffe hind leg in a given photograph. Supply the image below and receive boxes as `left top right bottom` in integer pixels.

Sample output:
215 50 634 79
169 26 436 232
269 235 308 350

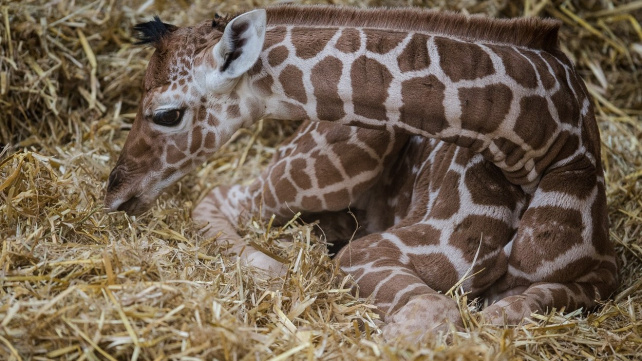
481 158 618 325
481 281 604 325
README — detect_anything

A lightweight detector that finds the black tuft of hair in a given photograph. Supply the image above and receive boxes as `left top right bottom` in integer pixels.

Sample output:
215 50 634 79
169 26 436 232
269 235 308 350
133 16 177 46
211 12 232 32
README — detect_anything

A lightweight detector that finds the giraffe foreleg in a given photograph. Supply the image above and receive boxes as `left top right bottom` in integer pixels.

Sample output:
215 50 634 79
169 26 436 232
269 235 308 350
193 185 287 275
193 121 398 275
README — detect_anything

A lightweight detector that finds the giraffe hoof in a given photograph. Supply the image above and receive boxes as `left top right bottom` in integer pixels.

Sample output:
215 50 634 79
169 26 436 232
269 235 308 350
240 250 288 277
381 293 462 343
480 296 534 326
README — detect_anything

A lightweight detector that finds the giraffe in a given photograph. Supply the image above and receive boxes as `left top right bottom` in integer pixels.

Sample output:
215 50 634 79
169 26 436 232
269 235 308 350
104 5 618 340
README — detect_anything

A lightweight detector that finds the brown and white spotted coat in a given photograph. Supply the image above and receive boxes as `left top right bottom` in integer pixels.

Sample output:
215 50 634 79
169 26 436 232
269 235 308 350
105 6 618 340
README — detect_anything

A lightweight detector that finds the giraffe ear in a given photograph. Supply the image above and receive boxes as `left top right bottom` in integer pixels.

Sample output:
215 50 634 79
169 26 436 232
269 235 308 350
213 9 266 79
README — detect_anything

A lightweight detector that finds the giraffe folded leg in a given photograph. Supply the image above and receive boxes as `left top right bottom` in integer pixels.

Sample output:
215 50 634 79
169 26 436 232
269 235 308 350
193 121 399 276
337 234 463 342
382 293 462 341
193 185 287 275
481 159 618 325
481 281 602 325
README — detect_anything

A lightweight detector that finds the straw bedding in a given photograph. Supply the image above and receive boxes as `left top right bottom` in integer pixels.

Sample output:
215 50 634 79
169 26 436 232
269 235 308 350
1 0 641 359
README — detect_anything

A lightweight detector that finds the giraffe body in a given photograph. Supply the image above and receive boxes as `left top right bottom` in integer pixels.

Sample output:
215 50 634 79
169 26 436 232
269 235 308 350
105 6 618 340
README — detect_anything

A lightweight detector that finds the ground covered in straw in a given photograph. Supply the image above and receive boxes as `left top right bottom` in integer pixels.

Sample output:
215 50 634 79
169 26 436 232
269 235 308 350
1 0 641 359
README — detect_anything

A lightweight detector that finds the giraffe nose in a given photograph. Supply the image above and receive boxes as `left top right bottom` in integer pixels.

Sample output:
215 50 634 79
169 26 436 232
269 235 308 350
107 168 124 193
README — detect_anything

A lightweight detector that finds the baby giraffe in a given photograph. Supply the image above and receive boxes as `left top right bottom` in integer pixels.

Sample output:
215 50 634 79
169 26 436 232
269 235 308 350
105 5 618 340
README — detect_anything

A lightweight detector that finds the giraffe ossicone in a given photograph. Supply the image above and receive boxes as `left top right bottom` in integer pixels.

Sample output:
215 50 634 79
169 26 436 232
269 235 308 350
105 5 618 341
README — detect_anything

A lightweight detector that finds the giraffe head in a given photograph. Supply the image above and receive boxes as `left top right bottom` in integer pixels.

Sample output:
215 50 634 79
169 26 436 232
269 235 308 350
105 10 267 215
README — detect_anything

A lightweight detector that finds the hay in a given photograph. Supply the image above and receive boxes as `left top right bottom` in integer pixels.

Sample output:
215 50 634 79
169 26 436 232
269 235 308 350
1 0 641 359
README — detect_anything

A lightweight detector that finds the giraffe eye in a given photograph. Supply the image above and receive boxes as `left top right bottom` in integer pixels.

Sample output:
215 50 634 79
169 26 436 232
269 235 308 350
152 109 184 127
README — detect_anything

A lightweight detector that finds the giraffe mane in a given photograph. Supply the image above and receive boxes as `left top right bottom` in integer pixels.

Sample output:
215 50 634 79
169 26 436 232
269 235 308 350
211 13 233 33
133 16 178 47
263 5 561 52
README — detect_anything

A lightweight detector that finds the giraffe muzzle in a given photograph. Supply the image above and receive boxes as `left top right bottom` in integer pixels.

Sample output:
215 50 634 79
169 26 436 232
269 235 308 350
105 166 152 215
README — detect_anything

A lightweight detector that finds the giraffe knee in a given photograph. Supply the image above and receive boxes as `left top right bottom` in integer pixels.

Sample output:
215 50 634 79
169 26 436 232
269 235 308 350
382 293 462 342
240 249 287 277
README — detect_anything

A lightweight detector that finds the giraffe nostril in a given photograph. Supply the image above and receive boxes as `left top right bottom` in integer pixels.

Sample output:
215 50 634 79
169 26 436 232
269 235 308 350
107 169 123 192
117 195 139 214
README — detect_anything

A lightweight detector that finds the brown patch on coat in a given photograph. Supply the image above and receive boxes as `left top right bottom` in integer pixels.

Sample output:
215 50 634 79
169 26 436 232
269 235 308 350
262 185 278 209
190 127 203 153
356 128 393 159
540 156 596 199
399 75 447 133
175 134 188 152
253 74 274 95
497 48 538 88
550 286 570 307
336 143 379 178
301 195 323 210
471 250 509 290
486 137 526 169
264 26 286 48
410 252 459 292
459 83 513 134
465 161 523 208
268 45 289 67
290 158 312 189
541 52 568 89
128 137 152 159
551 87 580 126
335 28 360 53
161 166 178 180
454 145 478 166
166 144 185 164
206 114 220 127
311 56 345 121
428 171 461 219
394 223 441 246
226 104 241 118
204 132 216 147
324 189 351 210
274 178 297 204
426 143 457 193
510 206 584 273
436 37 495 82
544 257 599 284
315 154 344 188
451 215 515 263
364 29 406 54
351 56 392 121
513 95 558 151
520 50 556 89
279 65 307 104
397 34 430 72
280 101 309 120
291 27 335 59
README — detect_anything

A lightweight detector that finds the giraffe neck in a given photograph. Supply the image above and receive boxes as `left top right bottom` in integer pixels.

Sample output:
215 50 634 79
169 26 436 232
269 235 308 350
251 21 586 186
